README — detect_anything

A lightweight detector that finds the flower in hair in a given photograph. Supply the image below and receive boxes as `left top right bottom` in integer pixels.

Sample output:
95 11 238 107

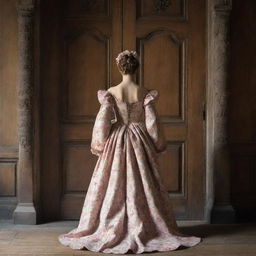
115 50 138 64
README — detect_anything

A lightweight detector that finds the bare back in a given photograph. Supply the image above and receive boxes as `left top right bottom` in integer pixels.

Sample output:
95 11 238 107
107 83 149 104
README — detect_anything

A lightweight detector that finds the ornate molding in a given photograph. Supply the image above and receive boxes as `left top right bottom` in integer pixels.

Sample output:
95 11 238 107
14 0 36 224
155 0 171 12
210 0 235 223
212 0 232 146
16 0 36 153
137 29 186 123
214 0 232 12
80 0 97 12
17 0 35 17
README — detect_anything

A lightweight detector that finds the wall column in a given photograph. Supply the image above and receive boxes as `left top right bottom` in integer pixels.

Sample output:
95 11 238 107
210 0 236 223
13 0 36 224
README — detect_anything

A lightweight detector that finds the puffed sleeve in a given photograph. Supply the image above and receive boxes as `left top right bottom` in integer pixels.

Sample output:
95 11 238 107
143 89 167 155
90 90 117 156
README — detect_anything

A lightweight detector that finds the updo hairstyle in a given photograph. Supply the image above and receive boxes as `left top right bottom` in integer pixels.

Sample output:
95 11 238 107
115 50 139 75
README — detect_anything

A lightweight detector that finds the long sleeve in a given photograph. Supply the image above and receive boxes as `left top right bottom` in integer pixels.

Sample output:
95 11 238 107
90 90 117 156
143 89 167 155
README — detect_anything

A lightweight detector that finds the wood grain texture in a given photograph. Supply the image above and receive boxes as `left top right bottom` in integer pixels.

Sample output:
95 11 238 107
1 221 256 255
124 0 206 219
0 0 19 218
41 0 206 221
0 0 19 147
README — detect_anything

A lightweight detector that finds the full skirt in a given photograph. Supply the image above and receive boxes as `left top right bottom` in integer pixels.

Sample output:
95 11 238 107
58 123 202 254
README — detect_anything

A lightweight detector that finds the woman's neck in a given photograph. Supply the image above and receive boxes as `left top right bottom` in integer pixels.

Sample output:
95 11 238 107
122 74 133 83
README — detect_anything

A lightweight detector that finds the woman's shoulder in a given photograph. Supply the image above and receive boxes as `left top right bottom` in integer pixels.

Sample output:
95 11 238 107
101 85 158 104
97 89 115 105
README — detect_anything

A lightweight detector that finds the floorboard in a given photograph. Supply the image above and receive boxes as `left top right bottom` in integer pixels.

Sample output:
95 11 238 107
0 221 256 255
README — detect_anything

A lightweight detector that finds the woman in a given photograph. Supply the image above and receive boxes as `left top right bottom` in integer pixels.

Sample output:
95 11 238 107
58 50 202 254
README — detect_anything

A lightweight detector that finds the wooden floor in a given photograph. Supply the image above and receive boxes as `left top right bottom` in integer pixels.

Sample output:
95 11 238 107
0 220 256 256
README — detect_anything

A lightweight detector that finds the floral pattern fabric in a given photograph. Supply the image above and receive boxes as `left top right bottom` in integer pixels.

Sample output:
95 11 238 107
58 89 202 254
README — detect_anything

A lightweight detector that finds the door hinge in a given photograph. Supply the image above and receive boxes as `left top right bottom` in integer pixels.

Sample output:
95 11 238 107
202 102 206 121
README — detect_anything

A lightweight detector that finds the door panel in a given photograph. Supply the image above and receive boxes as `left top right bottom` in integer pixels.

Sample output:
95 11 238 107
41 0 206 221
60 0 122 219
123 0 206 219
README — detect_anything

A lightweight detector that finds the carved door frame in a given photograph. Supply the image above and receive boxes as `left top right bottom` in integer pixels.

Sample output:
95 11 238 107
13 0 234 224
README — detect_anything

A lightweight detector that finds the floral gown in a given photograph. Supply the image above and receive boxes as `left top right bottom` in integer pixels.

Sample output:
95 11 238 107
58 89 202 254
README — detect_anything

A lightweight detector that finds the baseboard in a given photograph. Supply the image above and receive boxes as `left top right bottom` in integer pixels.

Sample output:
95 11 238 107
0 198 17 219
211 204 236 224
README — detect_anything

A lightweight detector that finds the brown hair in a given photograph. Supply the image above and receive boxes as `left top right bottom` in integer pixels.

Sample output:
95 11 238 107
116 53 139 74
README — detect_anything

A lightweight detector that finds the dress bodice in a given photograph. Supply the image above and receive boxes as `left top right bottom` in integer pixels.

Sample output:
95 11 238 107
90 88 167 156
97 89 158 126
112 100 145 125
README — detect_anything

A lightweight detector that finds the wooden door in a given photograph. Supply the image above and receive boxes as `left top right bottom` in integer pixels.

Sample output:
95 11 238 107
40 0 206 222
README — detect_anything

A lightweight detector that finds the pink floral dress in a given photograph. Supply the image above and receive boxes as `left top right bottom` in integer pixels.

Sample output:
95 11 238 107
58 89 202 254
